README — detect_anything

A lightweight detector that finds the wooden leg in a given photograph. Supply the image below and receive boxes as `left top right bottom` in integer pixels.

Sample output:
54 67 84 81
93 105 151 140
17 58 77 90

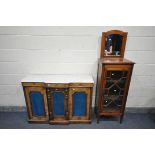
95 107 100 123
97 114 100 124
94 106 96 114
120 114 124 124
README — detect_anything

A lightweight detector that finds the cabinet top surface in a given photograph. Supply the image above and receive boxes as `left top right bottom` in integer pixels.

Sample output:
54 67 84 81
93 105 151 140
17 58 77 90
99 58 135 65
21 75 94 83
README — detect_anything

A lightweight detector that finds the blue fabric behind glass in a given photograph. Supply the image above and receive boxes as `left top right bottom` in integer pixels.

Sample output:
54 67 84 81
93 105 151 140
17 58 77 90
52 92 65 115
73 92 86 116
29 92 45 116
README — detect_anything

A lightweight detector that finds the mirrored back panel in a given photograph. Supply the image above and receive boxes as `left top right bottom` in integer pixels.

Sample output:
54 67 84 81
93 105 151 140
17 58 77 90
100 30 127 58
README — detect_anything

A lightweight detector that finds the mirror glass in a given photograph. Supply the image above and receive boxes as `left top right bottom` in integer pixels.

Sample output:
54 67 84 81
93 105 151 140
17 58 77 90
104 34 123 56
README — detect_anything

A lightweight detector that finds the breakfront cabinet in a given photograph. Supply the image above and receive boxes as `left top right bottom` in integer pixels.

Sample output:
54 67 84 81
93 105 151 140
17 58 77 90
22 75 94 124
95 30 135 123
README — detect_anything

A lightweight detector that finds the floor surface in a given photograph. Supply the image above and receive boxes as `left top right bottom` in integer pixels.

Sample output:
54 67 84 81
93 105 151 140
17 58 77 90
0 112 155 129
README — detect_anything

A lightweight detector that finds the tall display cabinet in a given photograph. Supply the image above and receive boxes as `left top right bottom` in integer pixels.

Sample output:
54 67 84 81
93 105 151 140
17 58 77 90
95 30 135 123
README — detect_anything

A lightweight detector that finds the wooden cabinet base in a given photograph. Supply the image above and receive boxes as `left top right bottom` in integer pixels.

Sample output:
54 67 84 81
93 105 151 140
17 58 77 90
69 120 91 124
49 120 69 125
49 120 91 124
28 120 49 124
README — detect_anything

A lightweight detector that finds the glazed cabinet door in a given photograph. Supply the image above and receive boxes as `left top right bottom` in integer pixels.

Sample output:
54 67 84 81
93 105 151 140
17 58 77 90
69 87 91 123
47 88 69 124
101 65 132 114
24 86 49 122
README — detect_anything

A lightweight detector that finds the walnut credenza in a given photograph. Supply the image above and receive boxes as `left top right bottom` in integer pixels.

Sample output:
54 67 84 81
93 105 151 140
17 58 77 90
22 75 94 124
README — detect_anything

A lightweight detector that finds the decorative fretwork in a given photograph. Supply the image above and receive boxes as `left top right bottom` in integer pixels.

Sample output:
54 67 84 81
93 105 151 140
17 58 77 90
102 71 128 112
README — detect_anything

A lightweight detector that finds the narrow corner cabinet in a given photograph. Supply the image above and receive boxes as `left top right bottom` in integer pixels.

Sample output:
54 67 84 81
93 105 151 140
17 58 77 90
95 30 135 123
22 75 94 124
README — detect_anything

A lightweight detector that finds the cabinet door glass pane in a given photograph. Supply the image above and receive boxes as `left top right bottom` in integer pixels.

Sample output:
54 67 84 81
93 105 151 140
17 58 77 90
105 34 123 56
103 70 128 112
29 92 45 116
73 92 87 116
104 96 123 112
52 92 65 115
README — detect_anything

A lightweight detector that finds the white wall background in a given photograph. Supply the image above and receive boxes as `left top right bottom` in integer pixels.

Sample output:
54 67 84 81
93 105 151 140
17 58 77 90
0 26 155 107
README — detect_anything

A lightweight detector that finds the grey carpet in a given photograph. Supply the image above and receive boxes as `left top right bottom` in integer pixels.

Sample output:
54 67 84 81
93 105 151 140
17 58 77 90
0 112 154 129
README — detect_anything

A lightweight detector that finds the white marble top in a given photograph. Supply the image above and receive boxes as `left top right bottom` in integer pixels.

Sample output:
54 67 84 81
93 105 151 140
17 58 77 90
21 75 94 83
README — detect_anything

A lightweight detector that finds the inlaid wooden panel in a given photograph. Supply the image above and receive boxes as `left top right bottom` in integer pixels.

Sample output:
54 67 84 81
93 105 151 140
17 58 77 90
47 87 69 124
69 87 92 123
23 86 49 122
